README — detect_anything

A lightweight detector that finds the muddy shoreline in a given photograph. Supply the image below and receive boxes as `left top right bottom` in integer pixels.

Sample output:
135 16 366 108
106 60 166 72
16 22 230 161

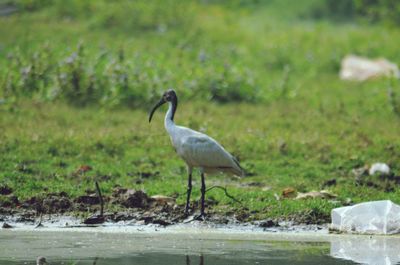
0 185 329 229
1 212 328 234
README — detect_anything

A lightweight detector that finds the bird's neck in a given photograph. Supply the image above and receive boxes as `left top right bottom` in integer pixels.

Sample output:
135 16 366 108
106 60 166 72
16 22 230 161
164 102 177 131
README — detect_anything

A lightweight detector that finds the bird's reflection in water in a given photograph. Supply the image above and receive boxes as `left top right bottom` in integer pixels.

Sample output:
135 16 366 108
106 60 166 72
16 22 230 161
186 255 204 265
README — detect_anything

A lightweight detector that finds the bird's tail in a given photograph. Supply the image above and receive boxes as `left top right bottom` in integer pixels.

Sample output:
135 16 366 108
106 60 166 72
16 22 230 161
231 156 245 177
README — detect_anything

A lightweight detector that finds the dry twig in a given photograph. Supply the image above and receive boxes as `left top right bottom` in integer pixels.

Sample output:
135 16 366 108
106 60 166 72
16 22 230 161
205 185 242 204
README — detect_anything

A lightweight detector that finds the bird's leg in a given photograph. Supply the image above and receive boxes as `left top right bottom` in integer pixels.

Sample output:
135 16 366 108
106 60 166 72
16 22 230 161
200 172 206 218
185 167 193 216
194 171 206 221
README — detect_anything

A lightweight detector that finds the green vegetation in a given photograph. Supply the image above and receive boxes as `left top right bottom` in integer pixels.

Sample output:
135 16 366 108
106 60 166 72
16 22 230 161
307 0 400 25
1 0 400 222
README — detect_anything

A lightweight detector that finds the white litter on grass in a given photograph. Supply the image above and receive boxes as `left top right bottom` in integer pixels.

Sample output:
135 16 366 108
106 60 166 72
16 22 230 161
339 54 400 81
369 162 390 176
331 200 400 235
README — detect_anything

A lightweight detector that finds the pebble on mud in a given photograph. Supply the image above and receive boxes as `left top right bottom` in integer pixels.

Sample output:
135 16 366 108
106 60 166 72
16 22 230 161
2 222 13 229
83 215 105 225
259 219 279 228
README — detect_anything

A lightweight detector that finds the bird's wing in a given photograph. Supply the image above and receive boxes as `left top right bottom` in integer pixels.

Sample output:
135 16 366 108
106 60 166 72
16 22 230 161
180 134 239 171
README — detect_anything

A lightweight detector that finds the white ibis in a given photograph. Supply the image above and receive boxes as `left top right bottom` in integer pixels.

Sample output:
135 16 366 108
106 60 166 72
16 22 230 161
149 89 244 218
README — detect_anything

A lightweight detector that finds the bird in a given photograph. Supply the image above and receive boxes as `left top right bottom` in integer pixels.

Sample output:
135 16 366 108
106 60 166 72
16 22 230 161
37 256 48 265
149 89 244 218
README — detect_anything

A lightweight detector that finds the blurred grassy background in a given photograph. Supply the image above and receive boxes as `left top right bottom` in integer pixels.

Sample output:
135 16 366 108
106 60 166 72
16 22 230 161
0 0 400 221
1 0 400 106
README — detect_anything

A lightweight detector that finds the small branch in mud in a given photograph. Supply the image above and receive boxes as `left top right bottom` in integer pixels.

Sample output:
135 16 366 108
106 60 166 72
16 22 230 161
95 181 104 217
83 181 105 225
35 212 43 228
206 185 242 204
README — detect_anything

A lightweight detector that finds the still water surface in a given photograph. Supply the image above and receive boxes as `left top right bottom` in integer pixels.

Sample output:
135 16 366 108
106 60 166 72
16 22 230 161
0 226 398 265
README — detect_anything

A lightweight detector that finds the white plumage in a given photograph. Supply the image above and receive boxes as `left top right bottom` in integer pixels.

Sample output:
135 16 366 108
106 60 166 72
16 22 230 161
167 123 243 177
149 89 244 218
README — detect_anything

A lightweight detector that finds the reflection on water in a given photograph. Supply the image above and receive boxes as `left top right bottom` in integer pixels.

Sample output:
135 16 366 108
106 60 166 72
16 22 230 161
0 229 398 265
186 255 204 265
1 252 355 265
330 236 400 265
0 231 355 265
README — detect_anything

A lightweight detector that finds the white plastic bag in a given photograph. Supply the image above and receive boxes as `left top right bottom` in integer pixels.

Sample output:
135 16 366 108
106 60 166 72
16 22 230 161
339 55 400 81
331 200 400 234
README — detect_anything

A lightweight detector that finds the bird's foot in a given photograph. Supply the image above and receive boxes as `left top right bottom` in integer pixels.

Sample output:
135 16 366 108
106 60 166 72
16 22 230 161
194 213 206 221
182 213 206 223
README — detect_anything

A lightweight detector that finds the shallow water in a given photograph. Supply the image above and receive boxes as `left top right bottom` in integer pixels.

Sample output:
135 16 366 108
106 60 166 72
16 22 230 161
0 225 399 265
0 231 352 265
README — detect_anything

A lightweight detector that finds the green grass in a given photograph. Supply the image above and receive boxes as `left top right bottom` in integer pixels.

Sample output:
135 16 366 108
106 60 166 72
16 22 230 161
0 0 400 222
1 96 399 220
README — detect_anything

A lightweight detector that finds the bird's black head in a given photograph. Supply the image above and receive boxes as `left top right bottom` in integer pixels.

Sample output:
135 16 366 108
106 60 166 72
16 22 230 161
149 89 178 123
162 89 177 103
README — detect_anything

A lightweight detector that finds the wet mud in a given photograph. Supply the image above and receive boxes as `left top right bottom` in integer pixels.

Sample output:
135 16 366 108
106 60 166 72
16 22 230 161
0 185 328 229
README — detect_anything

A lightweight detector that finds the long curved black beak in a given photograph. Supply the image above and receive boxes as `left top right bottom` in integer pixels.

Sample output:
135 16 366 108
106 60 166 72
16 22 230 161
149 98 166 123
